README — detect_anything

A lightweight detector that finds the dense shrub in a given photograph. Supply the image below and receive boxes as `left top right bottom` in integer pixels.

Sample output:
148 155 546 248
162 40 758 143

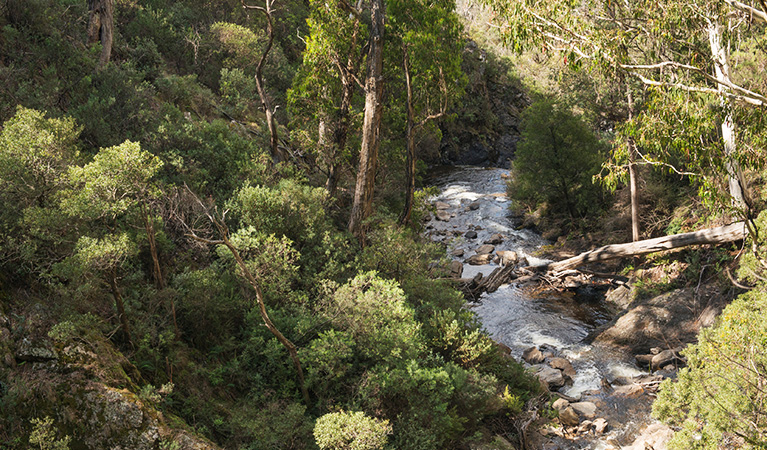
653 287 767 449
508 98 607 219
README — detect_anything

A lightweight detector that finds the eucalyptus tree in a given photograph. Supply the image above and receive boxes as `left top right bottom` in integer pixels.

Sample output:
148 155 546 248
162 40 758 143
87 0 114 68
388 0 466 226
288 0 366 198
483 0 767 220
348 0 386 242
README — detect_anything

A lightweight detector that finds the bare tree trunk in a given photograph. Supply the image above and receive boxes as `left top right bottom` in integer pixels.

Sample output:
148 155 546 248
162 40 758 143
348 0 385 242
399 46 417 226
244 0 287 163
108 268 132 346
627 87 640 242
708 20 748 213
87 0 113 68
544 222 747 272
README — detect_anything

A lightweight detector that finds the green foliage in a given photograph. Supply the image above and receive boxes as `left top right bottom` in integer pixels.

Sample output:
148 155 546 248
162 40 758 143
323 271 423 363
0 107 80 278
314 411 391 450
28 416 71 450
61 140 163 221
653 287 767 449
508 98 607 219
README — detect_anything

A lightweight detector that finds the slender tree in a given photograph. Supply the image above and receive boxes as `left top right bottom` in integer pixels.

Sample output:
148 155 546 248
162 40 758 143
348 0 386 242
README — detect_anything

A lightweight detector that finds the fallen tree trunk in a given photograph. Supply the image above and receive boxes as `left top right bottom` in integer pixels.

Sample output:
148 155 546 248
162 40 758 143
543 222 747 273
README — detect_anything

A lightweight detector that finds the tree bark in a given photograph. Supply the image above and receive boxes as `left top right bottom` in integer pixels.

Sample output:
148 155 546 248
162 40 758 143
399 46 417 226
544 222 747 272
87 0 113 68
108 268 132 346
244 0 287 163
348 0 385 242
708 20 748 212
627 87 640 242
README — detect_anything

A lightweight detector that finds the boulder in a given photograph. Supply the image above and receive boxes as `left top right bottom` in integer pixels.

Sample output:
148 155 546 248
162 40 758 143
549 358 576 380
465 230 478 239
484 233 504 244
451 248 465 257
496 342 512 355
449 261 464 278
435 201 450 210
469 202 481 211
522 347 545 364
577 420 592 434
612 384 644 398
16 337 58 362
551 398 570 412
623 423 673 450
593 287 727 354
476 244 495 255
536 366 565 390
496 250 519 266
435 210 451 222
635 354 654 366
570 402 597 419
559 406 580 427
466 254 493 265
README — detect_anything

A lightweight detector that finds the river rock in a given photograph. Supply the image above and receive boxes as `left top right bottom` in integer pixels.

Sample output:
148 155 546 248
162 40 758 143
522 347 545 364
635 353 654 366
593 418 608 434
476 244 495 255
552 398 570 412
465 230 478 239
612 384 644 398
549 357 576 380
623 423 673 450
571 402 597 419
450 261 464 278
484 233 504 244
451 248 465 257
559 406 580 427
496 342 512 355
466 254 493 265
536 366 565 390
435 210 451 221
577 420 592 434
435 201 450 210
495 250 518 267
469 202 481 210
651 348 683 370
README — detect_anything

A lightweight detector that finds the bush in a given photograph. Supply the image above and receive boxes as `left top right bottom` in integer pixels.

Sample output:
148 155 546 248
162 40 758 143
314 411 391 450
508 98 607 219
653 287 767 449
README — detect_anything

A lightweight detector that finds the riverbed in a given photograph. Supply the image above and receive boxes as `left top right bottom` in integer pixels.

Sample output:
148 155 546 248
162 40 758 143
425 167 664 449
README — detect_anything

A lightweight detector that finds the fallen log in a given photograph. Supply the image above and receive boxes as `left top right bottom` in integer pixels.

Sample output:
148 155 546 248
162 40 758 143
541 221 747 273
460 264 518 300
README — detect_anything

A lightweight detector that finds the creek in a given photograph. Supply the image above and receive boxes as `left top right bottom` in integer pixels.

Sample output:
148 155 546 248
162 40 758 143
425 167 663 449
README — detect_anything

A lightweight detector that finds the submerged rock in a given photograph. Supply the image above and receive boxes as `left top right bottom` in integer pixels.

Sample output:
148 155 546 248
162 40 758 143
435 210 451 221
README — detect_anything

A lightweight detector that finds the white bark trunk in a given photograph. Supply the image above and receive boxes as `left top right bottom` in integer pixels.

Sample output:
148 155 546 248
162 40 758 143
708 21 747 211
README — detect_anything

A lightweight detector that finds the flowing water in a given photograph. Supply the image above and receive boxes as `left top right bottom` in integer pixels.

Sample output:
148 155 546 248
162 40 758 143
426 167 659 449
